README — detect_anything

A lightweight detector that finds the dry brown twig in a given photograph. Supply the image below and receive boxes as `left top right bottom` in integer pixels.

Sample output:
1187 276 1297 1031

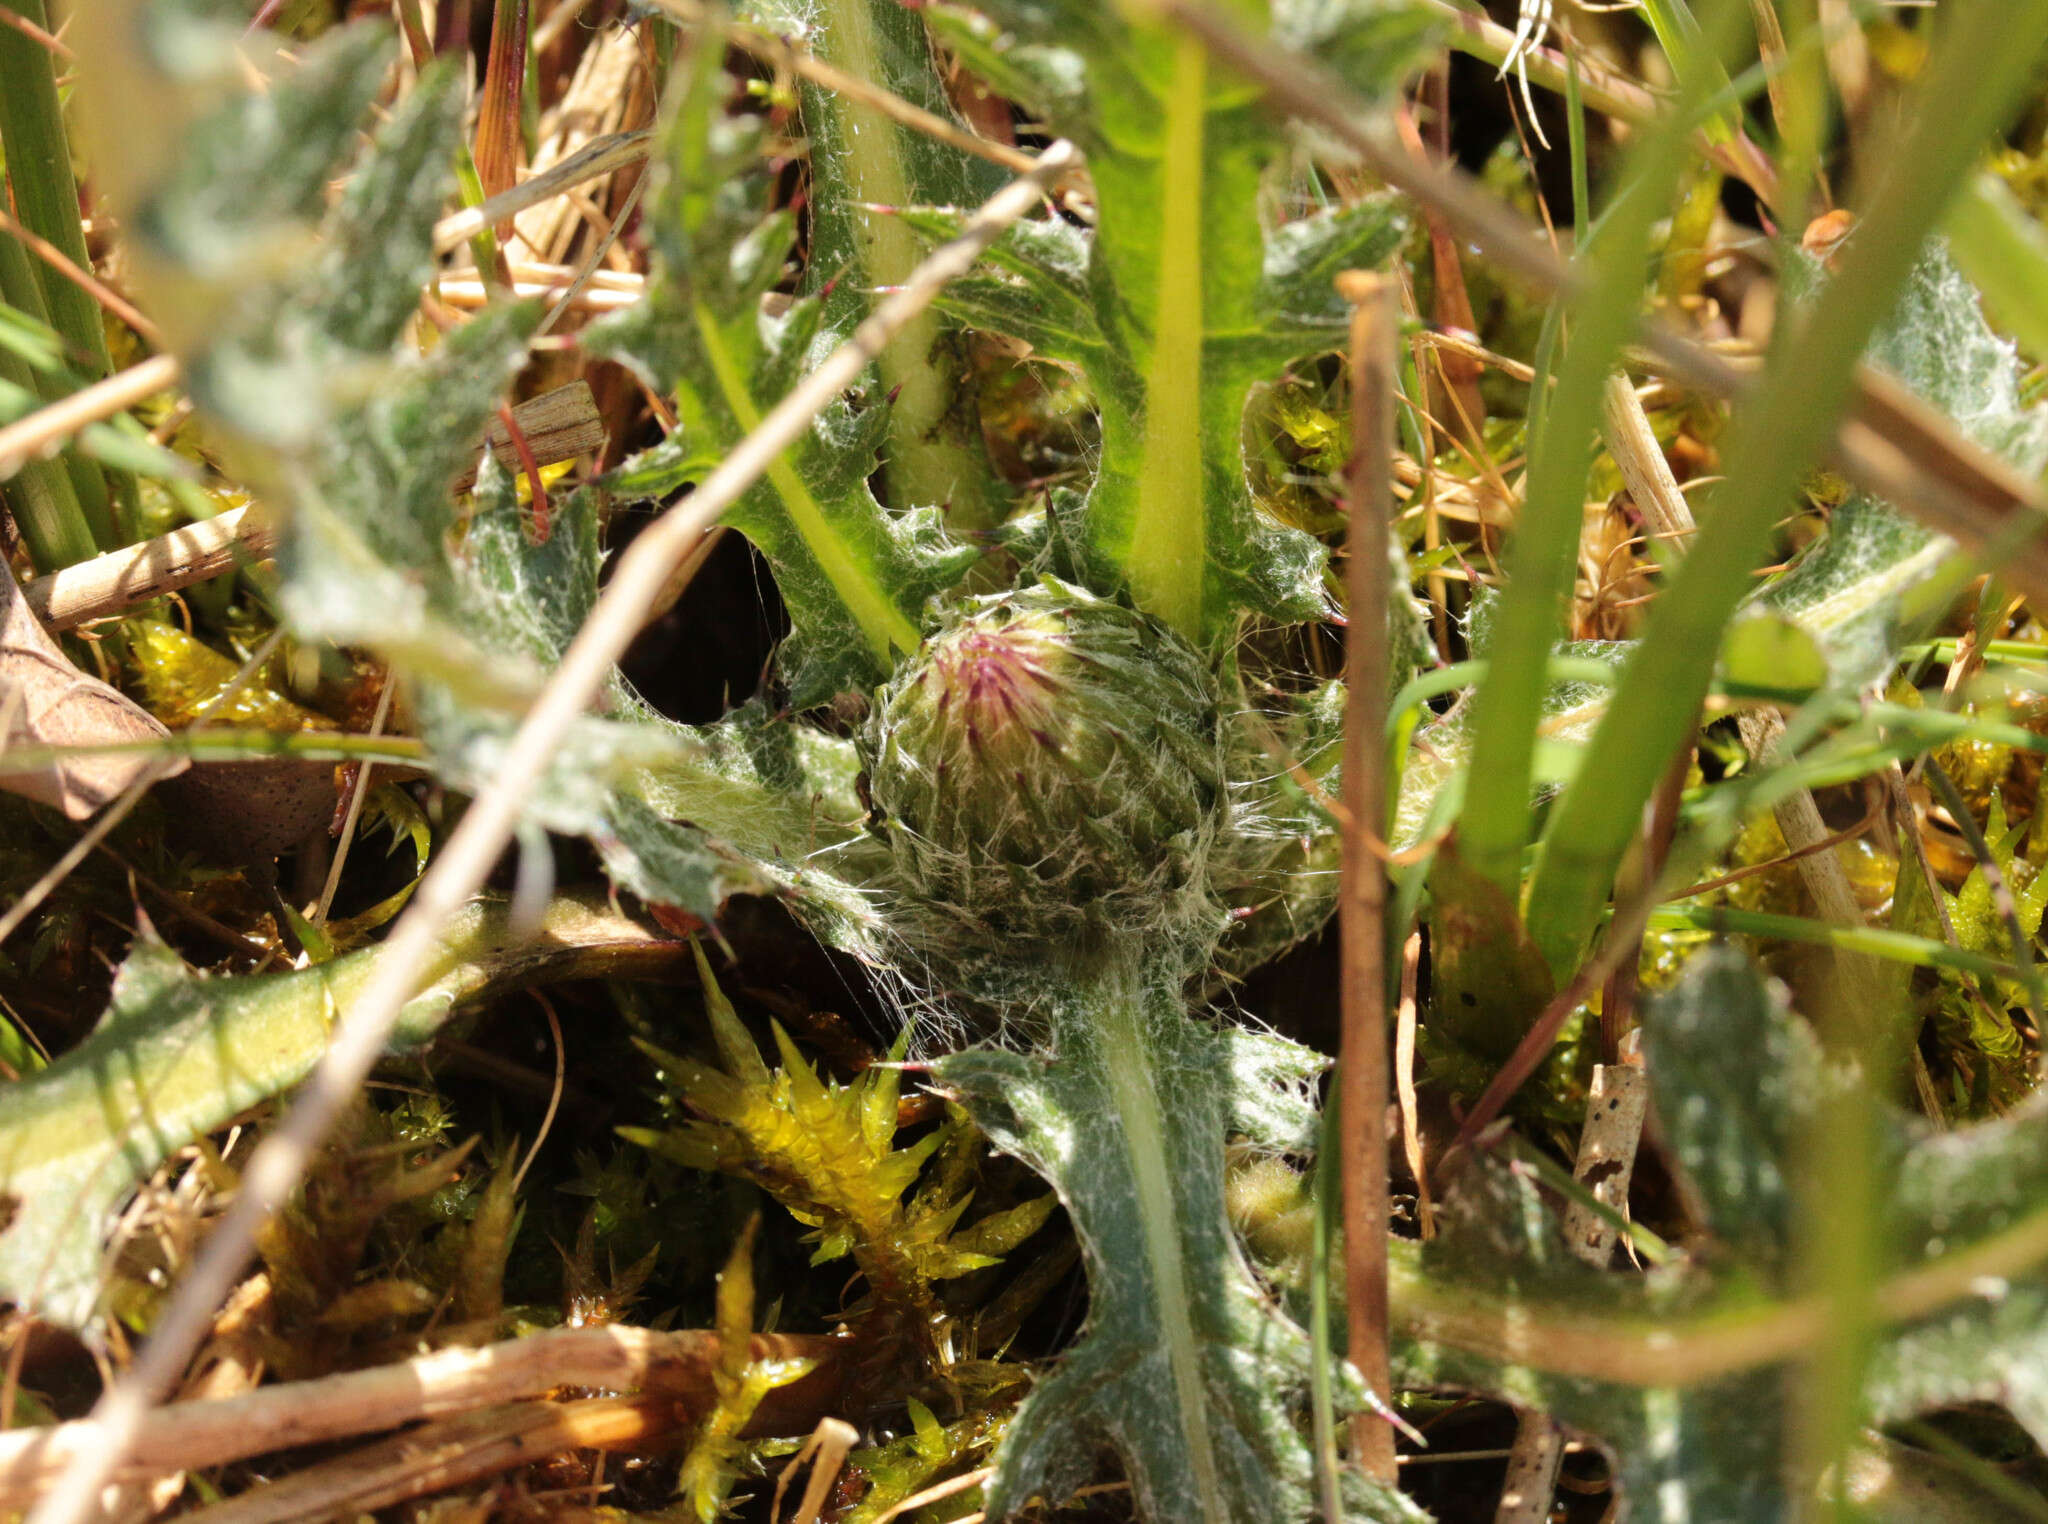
0 3 70 58
0 353 178 481
430 130 654 257
0 208 159 345
1337 269 1400 1486
27 140 1080 1524
180 1397 674 1524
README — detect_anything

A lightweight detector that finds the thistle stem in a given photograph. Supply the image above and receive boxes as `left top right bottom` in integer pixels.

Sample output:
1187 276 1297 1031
1124 29 1209 640
1096 983 1227 1524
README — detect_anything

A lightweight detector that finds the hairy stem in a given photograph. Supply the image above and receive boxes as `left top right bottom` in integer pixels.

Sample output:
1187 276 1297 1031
1097 984 1227 1524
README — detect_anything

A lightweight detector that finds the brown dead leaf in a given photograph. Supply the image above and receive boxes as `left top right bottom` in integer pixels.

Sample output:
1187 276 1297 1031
0 570 184 819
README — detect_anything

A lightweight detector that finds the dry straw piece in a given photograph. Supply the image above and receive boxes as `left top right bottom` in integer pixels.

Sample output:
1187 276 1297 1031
19 384 603 631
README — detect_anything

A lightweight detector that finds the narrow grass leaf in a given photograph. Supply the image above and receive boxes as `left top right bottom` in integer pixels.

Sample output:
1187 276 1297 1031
1451 2 1740 903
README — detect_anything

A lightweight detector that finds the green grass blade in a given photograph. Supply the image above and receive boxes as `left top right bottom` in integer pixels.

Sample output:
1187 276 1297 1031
0 0 130 547
1637 0 1744 147
1525 0 2048 974
0 229 109 566
1647 903 2043 987
1453 4 1741 899
0 250 96 570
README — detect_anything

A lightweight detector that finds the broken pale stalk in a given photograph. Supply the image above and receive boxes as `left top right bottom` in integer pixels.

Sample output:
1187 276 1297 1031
21 506 274 631
1337 269 1397 1485
0 353 178 482
431 130 652 255
778 1418 862 1524
179 1396 677 1524
1496 1060 1652 1523
26 139 1078 1524
1393 930 1434 1239
0 1326 832 1504
19 383 603 630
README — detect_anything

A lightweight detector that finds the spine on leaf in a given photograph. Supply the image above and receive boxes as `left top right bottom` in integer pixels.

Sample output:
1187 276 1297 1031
589 32 978 703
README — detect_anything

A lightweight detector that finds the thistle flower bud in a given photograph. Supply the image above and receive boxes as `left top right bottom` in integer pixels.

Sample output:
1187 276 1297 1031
862 579 1227 957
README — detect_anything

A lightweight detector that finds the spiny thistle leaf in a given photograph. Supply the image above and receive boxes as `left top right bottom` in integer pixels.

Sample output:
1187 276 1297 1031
0 898 669 1327
87 0 877 929
281 302 546 703
1639 943 1820 1264
418 466 767 922
111 24 551 701
1389 1163 1792 1524
1867 1166 2048 1452
937 963 1422 1524
750 0 1013 530
1390 945 2048 1520
1751 241 2048 687
428 459 908 931
589 36 978 705
919 0 1427 643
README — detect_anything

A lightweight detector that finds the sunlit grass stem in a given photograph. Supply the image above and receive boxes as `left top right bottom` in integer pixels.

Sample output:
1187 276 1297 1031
0 0 130 548
0 234 96 570
1452 0 1741 907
